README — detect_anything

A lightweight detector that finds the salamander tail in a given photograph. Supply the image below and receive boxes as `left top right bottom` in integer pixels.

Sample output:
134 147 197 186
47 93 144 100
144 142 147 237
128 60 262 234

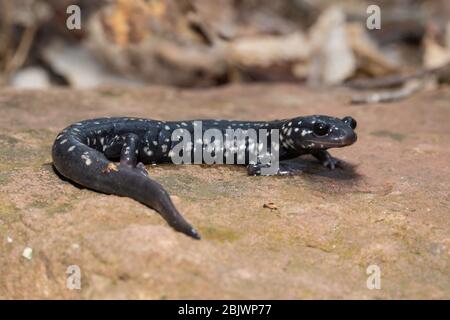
53 141 200 239
105 165 202 239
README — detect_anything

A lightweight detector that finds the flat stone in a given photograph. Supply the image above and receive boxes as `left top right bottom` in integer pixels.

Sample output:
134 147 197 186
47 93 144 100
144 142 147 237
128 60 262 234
0 84 449 299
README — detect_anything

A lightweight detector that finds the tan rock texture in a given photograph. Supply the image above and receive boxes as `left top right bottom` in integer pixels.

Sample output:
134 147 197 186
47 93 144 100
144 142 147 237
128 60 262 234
0 84 449 299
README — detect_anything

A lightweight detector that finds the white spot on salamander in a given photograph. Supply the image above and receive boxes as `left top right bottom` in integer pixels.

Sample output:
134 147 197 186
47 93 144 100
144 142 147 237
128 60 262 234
143 147 153 156
81 154 92 166
68 145 76 152
60 139 68 145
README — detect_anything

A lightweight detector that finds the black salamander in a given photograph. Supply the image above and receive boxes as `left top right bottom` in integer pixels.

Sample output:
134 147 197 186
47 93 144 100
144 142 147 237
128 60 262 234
52 115 357 239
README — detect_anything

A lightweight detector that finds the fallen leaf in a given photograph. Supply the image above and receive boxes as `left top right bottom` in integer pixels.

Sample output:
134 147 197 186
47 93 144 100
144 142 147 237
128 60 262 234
263 202 278 210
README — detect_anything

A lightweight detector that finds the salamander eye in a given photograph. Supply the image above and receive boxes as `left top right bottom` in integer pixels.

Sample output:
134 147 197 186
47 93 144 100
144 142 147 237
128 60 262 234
342 116 357 129
313 122 329 136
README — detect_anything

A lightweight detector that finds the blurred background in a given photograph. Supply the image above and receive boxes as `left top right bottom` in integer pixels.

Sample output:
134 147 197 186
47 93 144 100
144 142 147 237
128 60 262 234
0 0 449 90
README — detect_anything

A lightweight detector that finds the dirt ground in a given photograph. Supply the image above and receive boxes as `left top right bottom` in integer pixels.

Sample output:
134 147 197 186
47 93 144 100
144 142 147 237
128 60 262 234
0 84 449 299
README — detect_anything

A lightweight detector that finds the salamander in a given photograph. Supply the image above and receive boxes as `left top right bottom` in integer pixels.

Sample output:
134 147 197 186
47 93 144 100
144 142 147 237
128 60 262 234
52 115 357 239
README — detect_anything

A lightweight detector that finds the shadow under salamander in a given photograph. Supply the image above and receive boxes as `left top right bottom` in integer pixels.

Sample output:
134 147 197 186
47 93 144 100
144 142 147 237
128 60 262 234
52 164 86 190
282 156 360 181
51 153 361 194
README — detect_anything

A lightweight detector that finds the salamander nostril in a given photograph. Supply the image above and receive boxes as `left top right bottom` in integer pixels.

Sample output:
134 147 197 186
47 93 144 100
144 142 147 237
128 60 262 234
313 122 329 136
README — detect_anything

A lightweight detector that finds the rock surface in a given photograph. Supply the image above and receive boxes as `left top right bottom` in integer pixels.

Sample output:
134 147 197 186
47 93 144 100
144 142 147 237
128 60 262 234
0 84 449 299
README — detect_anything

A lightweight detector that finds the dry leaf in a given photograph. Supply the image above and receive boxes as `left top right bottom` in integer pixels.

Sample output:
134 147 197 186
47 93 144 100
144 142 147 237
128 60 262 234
263 202 278 210
423 26 450 69
228 32 310 68
308 6 355 85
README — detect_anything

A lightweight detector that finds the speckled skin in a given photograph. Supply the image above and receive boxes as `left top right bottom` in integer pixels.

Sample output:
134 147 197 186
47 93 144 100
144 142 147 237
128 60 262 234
52 115 357 239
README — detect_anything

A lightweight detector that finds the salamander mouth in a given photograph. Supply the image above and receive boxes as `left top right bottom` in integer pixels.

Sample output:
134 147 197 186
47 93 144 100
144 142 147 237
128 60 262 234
306 132 357 148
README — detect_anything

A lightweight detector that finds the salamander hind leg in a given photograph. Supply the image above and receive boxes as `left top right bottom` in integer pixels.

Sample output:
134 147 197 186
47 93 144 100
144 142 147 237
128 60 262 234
116 134 199 239
120 133 148 176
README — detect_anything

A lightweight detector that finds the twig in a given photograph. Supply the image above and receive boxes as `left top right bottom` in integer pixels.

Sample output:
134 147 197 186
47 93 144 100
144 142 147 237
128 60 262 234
351 79 425 104
0 0 13 84
347 62 450 89
4 24 38 77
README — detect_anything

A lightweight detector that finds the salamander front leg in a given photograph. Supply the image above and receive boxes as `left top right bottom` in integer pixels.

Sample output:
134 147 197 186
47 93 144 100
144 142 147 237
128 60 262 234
311 150 341 170
120 133 148 176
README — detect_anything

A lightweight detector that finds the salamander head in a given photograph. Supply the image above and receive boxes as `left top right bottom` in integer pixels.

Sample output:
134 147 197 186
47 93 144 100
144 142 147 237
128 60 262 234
281 115 357 150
